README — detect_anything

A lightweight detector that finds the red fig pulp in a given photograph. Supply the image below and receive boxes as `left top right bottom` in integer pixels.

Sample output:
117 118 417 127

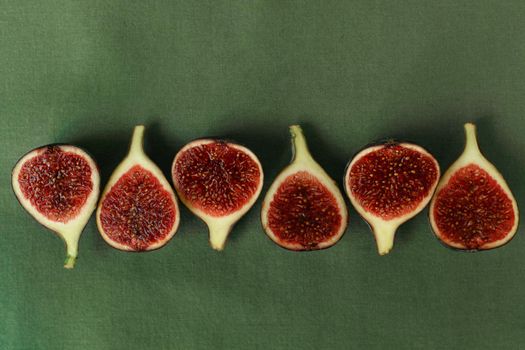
12 145 100 268
172 140 263 250
97 125 180 251
261 125 348 251
345 142 440 255
429 123 518 250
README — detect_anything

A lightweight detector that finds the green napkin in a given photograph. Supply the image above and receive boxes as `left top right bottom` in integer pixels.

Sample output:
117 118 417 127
2 1 525 349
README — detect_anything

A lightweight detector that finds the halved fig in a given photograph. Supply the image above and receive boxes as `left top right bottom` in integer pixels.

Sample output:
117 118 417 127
345 141 440 255
172 139 263 251
261 125 348 251
97 125 180 251
429 123 519 250
12 144 100 268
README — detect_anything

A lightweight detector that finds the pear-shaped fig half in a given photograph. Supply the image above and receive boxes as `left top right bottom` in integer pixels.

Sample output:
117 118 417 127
172 139 263 250
12 144 100 268
261 125 348 251
429 123 519 251
97 125 180 251
345 141 440 255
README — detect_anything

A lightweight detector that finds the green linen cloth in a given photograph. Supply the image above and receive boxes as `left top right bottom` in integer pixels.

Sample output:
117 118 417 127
1 1 525 349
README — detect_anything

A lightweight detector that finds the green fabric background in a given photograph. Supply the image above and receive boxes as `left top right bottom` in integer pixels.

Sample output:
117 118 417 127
2 1 525 349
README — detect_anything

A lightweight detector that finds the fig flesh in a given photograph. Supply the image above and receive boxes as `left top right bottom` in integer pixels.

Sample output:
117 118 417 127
172 139 263 250
345 141 440 255
12 145 100 268
261 125 348 251
97 125 180 251
429 123 519 250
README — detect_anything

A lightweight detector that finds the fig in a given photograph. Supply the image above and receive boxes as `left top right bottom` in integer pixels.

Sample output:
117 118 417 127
261 125 348 251
429 123 519 250
97 125 180 251
172 139 264 250
12 144 100 268
344 141 440 255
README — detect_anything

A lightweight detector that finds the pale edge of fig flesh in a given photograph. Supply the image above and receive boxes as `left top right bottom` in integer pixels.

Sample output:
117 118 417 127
96 125 180 251
172 139 264 251
344 143 440 255
261 125 349 250
429 123 519 250
11 145 100 269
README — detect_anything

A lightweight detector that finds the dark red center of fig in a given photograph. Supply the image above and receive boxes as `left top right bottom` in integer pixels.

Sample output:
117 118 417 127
349 144 438 220
99 165 176 250
17 146 93 223
267 171 342 248
432 164 515 249
173 142 261 217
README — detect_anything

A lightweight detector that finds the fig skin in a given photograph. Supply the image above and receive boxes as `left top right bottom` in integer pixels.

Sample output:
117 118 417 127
12 143 100 269
97 125 180 252
172 138 264 251
344 139 440 255
261 125 348 251
429 123 519 251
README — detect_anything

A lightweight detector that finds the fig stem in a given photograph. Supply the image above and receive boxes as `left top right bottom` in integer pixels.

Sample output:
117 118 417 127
463 123 480 156
64 254 76 269
208 224 232 251
289 125 312 163
62 233 79 269
374 225 396 255
129 125 146 156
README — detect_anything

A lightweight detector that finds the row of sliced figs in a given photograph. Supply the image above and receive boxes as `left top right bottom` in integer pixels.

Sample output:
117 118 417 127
11 123 519 268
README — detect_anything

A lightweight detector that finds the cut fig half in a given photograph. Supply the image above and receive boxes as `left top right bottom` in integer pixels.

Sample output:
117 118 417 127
345 141 440 255
12 144 100 268
261 125 348 251
97 125 180 251
429 123 519 250
172 139 264 250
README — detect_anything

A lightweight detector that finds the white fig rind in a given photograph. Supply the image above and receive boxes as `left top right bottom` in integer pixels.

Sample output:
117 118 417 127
96 125 180 251
344 143 440 255
261 125 348 250
12 145 100 269
172 139 264 251
429 123 519 250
